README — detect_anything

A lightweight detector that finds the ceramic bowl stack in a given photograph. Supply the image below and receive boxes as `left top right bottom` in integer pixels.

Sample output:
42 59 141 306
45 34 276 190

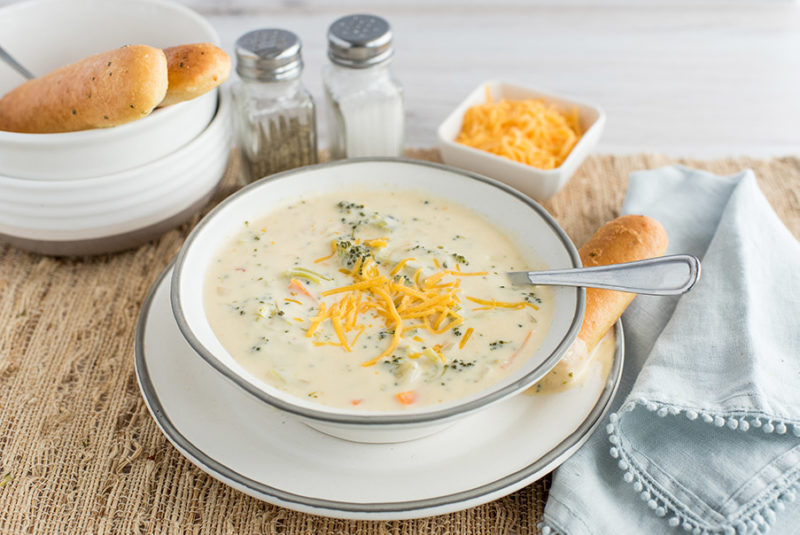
0 0 233 255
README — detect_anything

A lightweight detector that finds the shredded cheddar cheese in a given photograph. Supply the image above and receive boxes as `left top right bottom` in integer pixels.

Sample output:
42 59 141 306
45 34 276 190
466 296 538 311
389 257 415 276
459 327 474 349
301 247 538 368
304 255 485 367
363 237 389 248
455 87 581 170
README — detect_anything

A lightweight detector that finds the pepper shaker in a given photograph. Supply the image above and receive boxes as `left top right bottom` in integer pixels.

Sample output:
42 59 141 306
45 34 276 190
232 29 318 182
323 14 404 159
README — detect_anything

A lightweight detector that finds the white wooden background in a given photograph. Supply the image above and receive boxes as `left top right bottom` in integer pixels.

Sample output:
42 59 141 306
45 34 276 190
2 0 799 158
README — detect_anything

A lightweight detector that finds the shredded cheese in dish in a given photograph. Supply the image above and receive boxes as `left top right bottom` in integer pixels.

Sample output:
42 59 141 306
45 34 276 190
456 87 581 170
203 190 554 410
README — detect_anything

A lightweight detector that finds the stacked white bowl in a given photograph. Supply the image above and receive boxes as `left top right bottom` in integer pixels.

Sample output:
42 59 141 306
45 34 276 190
0 0 233 255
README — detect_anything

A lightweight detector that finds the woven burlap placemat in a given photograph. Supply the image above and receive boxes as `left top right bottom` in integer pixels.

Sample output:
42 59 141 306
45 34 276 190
1 151 798 534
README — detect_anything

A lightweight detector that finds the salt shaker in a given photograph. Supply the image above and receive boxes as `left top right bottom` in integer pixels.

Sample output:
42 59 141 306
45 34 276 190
323 14 404 159
232 29 318 182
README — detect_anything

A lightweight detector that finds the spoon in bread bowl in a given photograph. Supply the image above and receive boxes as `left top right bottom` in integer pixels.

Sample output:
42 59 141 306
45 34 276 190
507 254 700 296
0 44 34 79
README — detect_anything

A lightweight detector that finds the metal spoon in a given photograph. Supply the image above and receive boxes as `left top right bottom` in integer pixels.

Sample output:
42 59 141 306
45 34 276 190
507 254 701 296
0 44 34 79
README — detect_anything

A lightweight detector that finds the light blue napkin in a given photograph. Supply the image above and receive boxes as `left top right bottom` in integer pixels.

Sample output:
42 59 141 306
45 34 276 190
540 166 800 535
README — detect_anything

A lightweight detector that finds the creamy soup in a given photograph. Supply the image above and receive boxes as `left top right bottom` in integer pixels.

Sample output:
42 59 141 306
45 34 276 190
203 190 554 410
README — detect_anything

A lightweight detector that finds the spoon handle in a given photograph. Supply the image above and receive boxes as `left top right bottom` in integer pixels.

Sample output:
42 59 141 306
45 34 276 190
515 254 701 296
0 44 34 79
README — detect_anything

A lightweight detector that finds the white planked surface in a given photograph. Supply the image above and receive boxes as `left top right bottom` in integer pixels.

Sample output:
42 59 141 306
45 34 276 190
207 2 800 158
2 0 799 158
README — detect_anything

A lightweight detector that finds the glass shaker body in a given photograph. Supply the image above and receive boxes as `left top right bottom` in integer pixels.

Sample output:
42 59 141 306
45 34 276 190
232 78 317 182
323 14 404 160
323 62 403 160
231 28 318 183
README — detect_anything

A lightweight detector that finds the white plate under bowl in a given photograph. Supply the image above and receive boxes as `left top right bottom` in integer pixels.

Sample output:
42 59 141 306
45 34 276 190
136 266 623 520
0 0 220 180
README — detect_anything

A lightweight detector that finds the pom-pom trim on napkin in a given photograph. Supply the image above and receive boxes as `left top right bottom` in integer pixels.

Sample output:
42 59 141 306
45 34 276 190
603 401 800 535
538 399 800 535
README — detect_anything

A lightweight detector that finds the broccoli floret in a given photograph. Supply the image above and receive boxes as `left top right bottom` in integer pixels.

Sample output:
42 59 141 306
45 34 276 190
337 201 365 213
336 239 373 271
336 201 399 237
393 274 414 286
489 340 510 351
451 252 469 266
445 359 476 371
523 291 543 305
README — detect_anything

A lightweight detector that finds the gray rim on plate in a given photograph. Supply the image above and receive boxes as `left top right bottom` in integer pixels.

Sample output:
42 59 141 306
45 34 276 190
169 157 586 426
138 264 623 516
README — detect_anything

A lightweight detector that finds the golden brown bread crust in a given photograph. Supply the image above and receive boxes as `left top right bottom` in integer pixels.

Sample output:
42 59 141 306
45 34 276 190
160 43 230 107
0 45 167 133
577 215 669 351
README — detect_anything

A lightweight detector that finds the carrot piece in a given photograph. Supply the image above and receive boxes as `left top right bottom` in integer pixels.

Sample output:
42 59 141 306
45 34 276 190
395 390 418 405
289 278 316 302
501 329 534 369
351 399 363 406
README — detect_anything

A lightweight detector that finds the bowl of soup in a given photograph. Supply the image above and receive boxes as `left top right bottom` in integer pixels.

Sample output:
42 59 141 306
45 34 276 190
171 158 585 442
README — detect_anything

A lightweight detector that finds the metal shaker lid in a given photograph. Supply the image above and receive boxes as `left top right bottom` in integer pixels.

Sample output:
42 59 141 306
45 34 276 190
235 29 303 82
327 14 394 68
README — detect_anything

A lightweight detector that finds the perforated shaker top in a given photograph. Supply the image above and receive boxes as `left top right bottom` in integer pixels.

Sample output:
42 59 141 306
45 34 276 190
327 14 394 68
236 29 304 81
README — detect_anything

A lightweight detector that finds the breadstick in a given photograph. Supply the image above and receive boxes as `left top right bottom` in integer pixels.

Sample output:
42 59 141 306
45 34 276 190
160 43 230 107
530 214 668 394
577 214 668 352
0 45 167 133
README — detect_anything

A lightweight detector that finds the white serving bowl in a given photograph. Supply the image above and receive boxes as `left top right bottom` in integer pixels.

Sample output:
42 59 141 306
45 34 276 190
0 135 228 220
0 0 220 180
0 92 232 255
437 80 606 203
170 159 585 443
0 134 229 231
0 92 231 219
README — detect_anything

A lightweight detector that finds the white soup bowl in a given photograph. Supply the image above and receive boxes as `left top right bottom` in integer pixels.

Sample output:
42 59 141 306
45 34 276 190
170 159 585 443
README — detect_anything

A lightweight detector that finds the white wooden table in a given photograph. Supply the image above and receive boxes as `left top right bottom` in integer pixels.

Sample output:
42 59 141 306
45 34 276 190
3 0 798 158
198 0 800 159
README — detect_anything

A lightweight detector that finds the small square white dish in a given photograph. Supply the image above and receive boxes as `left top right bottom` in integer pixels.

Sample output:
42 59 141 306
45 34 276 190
437 80 606 202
